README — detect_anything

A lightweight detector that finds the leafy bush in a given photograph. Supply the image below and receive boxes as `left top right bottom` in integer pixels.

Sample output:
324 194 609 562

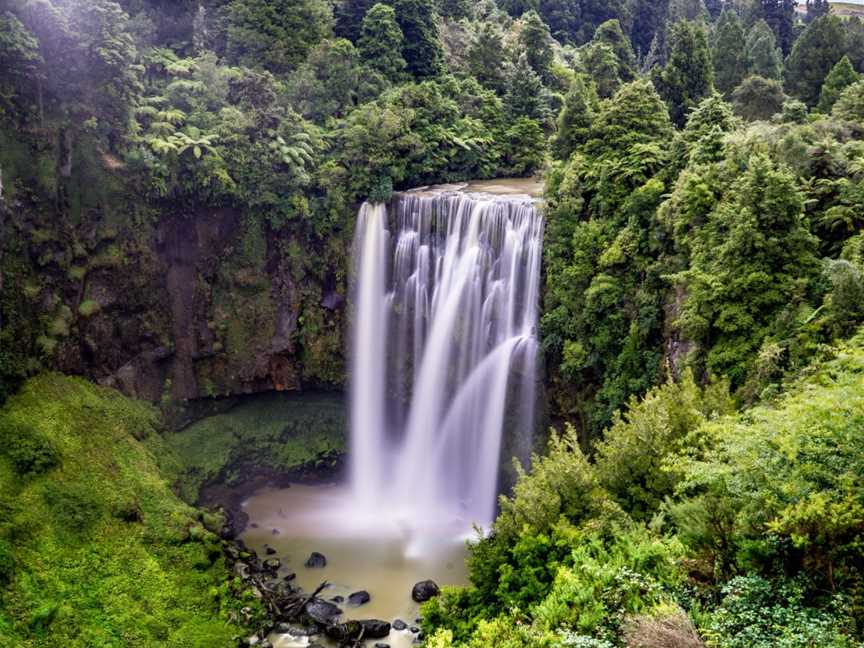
703 575 857 648
0 418 58 476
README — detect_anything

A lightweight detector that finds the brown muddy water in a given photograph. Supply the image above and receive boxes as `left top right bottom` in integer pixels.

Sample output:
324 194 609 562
241 484 470 647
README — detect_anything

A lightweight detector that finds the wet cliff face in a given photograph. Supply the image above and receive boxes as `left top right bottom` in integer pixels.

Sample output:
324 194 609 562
0 132 348 403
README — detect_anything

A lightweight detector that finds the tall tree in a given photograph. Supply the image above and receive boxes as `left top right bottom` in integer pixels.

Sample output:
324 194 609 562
581 42 622 98
467 22 509 94
358 3 406 82
504 52 552 122
593 19 637 81
818 55 860 114
714 10 748 95
846 17 864 71
551 74 596 160
746 19 783 80
654 20 715 126
226 0 332 74
785 14 847 107
805 0 830 23
334 0 377 42
667 0 708 23
758 0 796 54
392 0 444 78
520 10 554 83
676 153 818 384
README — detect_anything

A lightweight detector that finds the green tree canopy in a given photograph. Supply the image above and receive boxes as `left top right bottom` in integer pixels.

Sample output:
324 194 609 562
817 55 860 114
714 10 748 95
226 0 332 74
746 19 783 81
654 20 714 126
358 3 407 82
731 74 787 121
520 10 554 83
392 0 445 78
785 14 847 107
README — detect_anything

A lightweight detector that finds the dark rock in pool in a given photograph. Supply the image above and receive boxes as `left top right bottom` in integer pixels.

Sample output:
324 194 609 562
262 558 281 572
348 590 370 606
265 546 277 555
250 523 259 528
392 619 407 631
374 644 390 648
410 626 419 633
330 595 344 603
359 619 391 639
305 551 327 568
271 528 280 535
324 620 362 641
283 572 296 581
304 598 342 625
411 580 440 602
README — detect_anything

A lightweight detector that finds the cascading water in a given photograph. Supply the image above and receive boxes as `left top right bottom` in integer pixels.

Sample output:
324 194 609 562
349 191 544 542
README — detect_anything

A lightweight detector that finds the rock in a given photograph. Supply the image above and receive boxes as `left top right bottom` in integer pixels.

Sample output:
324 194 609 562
411 580 440 602
410 626 419 633
305 551 327 568
324 620 362 642
262 558 281 572
283 572 296 581
304 598 342 625
359 620 391 639
265 546 277 555
234 562 250 579
250 523 259 528
271 528 280 535
330 595 344 603
374 644 390 648
392 619 407 631
348 590 370 606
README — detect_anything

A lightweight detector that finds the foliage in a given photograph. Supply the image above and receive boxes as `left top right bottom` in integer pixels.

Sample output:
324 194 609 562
785 15 848 108
746 19 783 82
593 370 733 521
0 374 258 645
392 0 445 78
819 56 861 116
654 20 715 127
226 0 331 74
358 3 407 82
731 75 787 122
713 11 747 96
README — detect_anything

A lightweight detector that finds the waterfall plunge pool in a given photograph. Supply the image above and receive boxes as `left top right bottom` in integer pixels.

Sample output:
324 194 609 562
240 483 470 647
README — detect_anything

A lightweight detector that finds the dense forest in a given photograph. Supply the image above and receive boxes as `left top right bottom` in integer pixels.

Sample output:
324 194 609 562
1 0 864 646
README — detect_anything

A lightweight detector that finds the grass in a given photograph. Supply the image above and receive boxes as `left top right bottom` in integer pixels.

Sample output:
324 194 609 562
163 390 346 503
0 374 255 647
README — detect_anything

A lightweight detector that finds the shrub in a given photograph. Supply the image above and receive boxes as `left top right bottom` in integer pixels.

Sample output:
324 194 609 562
0 418 59 476
703 575 857 648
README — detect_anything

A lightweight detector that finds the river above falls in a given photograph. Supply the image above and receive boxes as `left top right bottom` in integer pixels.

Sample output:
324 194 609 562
240 483 470 647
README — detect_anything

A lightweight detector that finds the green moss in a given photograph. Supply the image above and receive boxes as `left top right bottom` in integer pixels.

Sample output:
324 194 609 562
0 374 253 646
77 300 101 318
163 391 346 503
67 266 87 281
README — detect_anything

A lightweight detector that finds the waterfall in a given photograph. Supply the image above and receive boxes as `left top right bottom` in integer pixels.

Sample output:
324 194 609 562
349 191 544 538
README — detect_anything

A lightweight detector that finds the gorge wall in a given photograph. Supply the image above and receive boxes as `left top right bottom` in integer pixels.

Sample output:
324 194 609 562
0 129 349 404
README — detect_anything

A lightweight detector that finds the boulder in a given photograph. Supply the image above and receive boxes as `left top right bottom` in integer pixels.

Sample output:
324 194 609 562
262 558 281 572
359 619 391 639
392 619 407 631
324 620 362 642
305 552 327 568
304 598 342 625
348 590 370 606
411 580 440 602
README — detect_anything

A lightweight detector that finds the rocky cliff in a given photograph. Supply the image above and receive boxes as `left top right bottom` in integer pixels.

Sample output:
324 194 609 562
0 129 348 404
